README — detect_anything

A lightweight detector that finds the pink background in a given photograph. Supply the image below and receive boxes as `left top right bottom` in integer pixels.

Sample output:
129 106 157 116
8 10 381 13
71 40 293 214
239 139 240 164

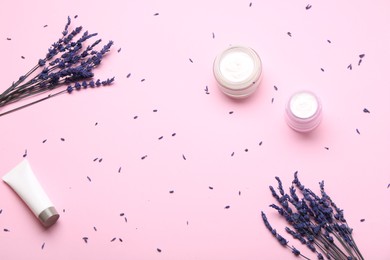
1 0 390 259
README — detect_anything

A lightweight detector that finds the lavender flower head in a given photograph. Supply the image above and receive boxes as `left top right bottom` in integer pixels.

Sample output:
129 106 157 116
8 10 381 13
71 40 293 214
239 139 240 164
261 172 364 260
0 16 115 117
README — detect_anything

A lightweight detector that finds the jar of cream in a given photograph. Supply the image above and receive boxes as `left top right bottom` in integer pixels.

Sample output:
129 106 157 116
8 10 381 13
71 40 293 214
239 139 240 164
285 91 322 132
213 46 263 98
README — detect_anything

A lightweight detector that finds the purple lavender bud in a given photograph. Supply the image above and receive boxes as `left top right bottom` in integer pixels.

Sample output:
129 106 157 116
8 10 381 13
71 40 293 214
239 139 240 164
38 59 46 66
74 82 81 90
275 176 285 195
91 39 102 49
293 171 305 190
289 186 299 202
62 16 71 36
312 225 321 235
292 247 300 256
95 79 101 86
276 234 288 246
82 81 88 88
317 253 324 259
306 241 316 252
89 80 95 88
67 85 73 93
269 204 285 216
269 186 280 201
285 227 306 244
107 77 115 84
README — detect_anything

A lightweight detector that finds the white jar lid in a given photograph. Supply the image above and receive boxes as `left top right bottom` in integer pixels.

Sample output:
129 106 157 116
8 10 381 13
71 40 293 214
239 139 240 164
213 46 262 98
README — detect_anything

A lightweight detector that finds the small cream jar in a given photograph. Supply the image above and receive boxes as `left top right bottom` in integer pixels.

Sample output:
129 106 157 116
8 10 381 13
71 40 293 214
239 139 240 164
285 91 322 132
213 46 263 98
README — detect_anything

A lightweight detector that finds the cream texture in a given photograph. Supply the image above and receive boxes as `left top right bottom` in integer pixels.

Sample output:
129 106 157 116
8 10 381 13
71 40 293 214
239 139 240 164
289 92 319 119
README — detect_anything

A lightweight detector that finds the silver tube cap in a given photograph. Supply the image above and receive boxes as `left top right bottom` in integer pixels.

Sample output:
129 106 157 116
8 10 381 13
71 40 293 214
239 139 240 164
38 206 60 227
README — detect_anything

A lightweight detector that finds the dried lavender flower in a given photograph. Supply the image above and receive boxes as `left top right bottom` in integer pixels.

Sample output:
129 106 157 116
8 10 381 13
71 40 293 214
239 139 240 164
0 16 114 117
262 173 364 260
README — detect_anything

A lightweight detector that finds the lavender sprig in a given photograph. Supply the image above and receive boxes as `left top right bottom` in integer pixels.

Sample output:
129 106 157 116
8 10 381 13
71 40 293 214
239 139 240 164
262 173 364 260
0 16 114 117
261 211 310 260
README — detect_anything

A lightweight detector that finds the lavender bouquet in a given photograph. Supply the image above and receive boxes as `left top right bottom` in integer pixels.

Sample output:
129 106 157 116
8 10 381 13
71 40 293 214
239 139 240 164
261 172 364 260
0 16 114 117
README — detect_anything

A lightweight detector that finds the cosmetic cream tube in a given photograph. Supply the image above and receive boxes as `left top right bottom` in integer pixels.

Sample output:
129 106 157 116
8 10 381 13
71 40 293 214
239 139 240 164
2 160 59 227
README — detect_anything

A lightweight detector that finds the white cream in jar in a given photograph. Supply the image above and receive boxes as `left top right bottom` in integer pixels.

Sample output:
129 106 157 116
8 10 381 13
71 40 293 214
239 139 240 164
213 46 262 98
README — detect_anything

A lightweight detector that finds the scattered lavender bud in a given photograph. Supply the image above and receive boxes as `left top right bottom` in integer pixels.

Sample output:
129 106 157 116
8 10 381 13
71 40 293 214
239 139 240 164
82 237 88 243
189 58 193 63
157 248 162 253
287 32 292 37
41 242 45 249
204 85 209 94
182 154 187 160
127 73 131 78
363 108 370 113
359 54 365 58
306 4 312 10
225 205 230 209
249 2 252 7
154 13 159 16
110 237 116 242
274 85 278 91
356 128 360 135
347 64 352 70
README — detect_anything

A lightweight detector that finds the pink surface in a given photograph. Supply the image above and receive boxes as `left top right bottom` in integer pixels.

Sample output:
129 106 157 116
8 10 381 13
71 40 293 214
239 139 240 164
1 0 390 259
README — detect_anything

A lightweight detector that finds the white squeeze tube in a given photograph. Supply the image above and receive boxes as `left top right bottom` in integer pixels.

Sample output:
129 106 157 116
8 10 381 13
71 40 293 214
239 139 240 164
2 160 60 227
